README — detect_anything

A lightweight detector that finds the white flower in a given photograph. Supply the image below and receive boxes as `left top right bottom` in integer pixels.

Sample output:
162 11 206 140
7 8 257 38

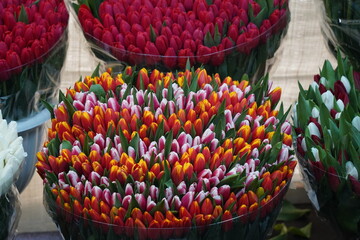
311 107 320 119
308 122 321 138
341 76 351 93
320 77 327 86
346 161 358 179
352 116 360 132
336 99 344 112
310 147 320 162
321 90 334 110
0 111 27 196
310 82 319 91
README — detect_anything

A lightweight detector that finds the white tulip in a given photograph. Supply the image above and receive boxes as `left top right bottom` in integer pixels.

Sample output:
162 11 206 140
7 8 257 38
352 116 360 132
308 122 321 138
346 161 358 179
341 76 351 93
320 77 327 86
0 110 27 196
310 82 319 91
311 107 320 119
310 147 320 162
321 90 334 110
336 99 344 112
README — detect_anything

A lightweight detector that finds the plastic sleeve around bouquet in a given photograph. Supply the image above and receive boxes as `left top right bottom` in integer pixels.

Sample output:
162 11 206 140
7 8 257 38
0 27 69 121
318 0 360 71
43 181 289 240
68 0 290 81
295 150 360 239
0 185 21 240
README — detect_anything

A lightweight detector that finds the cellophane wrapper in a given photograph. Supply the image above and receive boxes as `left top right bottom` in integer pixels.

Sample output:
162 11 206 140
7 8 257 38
0 185 21 240
43 181 289 240
318 0 360 71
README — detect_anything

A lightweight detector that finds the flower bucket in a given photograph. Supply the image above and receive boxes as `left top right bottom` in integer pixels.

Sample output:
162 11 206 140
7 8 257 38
70 0 290 81
16 109 50 193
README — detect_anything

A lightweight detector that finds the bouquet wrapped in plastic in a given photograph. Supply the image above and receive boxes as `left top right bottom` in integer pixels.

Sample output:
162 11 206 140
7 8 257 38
0 0 69 121
318 0 360 71
293 54 360 239
70 0 290 80
37 66 296 240
0 110 27 239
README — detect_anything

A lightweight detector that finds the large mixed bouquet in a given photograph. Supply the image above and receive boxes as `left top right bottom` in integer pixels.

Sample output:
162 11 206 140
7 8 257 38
71 0 290 80
293 55 360 239
0 0 69 120
0 110 27 239
36 66 296 239
319 0 360 71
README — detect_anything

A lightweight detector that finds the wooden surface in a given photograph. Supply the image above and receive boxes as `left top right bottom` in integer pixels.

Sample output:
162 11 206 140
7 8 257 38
17 0 335 233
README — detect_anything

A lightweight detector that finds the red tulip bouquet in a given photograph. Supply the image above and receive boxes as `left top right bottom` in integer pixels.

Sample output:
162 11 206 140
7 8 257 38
36 66 296 239
70 0 290 80
0 0 69 121
293 55 360 239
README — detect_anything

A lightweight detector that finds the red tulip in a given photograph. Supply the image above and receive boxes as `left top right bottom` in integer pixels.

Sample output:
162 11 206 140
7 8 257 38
178 48 194 69
210 45 225 66
6 50 22 74
4 10 16 30
0 59 10 81
163 47 177 69
196 45 212 64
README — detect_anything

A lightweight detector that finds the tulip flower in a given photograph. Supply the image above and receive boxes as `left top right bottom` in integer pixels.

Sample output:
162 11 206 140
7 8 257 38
38 67 295 239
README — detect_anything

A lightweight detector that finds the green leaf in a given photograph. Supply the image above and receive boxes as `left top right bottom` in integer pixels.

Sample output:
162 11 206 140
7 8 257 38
164 130 173 158
288 223 312 238
41 99 55 119
61 140 73 151
90 84 106 100
118 127 129 153
320 60 336 89
129 132 140 160
83 133 93 156
150 199 166 215
277 200 311 221
149 25 157 42
204 31 215 47
185 58 191 71
167 79 174 101
189 72 199 92
124 195 141 219
18 5 29 24
59 90 76 118
214 24 221 45
91 63 101 78
154 120 165 142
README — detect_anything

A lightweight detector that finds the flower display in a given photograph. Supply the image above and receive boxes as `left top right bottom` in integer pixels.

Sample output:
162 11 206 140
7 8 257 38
293 55 360 238
0 110 27 239
0 0 69 120
319 0 360 71
37 67 296 239
72 0 289 80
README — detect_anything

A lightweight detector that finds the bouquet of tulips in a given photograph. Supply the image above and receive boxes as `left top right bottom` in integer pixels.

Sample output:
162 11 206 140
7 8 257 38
0 0 69 121
0 110 27 239
71 0 290 80
318 0 360 71
293 55 360 239
36 66 296 240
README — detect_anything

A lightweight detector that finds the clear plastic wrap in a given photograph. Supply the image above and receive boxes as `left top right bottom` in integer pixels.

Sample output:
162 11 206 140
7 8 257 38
0 185 21 240
68 0 290 81
318 0 360 71
0 0 69 121
43 181 289 240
